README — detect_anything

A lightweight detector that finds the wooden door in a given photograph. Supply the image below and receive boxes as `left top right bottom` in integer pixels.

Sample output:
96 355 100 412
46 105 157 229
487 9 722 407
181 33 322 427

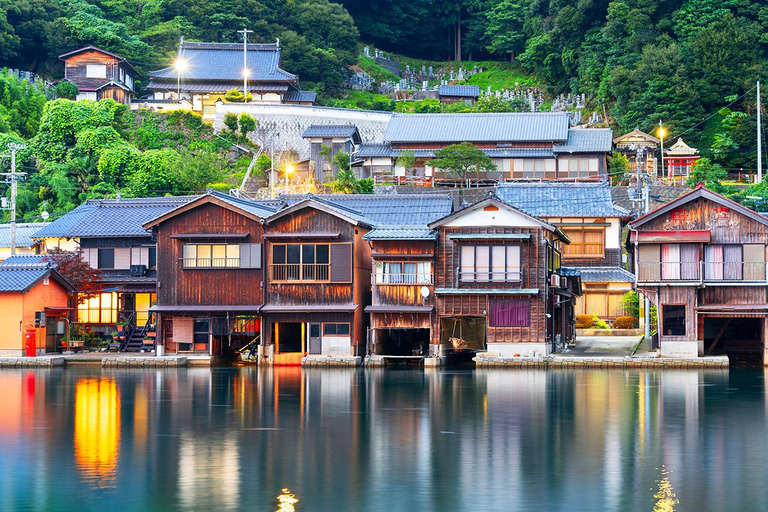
308 323 321 354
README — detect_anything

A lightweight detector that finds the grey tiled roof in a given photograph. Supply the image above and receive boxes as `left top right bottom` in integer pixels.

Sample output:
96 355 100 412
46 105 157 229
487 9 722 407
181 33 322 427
149 41 296 83
355 143 553 159
284 90 317 103
496 182 631 218
34 196 197 239
0 266 51 292
559 267 582 278
577 266 635 283
0 255 48 267
438 84 480 98
363 227 437 240
0 223 45 248
553 129 613 154
208 191 278 219
302 124 359 139
281 194 454 227
383 113 569 143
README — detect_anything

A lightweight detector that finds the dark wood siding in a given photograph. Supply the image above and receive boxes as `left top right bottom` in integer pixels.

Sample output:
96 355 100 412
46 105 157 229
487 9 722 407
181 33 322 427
331 244 352 282
155 202 264 306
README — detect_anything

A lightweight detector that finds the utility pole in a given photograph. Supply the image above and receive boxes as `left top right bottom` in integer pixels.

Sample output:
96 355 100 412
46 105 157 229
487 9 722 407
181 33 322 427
238 28 254 101
758 81 762 183
1 143 27 256
642 181 651 341
658 119 665 180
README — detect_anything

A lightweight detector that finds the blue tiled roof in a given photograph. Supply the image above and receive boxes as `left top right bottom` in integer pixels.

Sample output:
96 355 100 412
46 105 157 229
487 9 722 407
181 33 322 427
438 84 480 97
284 90 317 103
363 227 437 240
208 191 279 219
553 129 613 154
34 196 197 239
0 223 45 248
302 124 359 139
355 143 553 159
383 113 569 143
149 41 296 83
577 266 635 283
0 266 51 292
0 255 48 267
496 182 630 218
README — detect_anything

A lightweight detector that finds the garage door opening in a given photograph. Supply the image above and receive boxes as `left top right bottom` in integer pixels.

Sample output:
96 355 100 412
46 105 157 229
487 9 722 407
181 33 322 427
275 322 303 353
704 317 763 364
374 328 430 356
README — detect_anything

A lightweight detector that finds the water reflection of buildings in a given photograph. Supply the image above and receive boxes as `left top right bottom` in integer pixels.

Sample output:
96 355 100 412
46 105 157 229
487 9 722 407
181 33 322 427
74 377 121 489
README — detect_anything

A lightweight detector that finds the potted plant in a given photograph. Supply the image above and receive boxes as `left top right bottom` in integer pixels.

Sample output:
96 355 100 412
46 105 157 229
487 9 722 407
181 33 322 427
116 322 128 333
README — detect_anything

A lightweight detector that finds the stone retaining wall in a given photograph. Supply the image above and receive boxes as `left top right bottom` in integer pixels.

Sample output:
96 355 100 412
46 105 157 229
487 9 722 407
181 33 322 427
302 356 362 367
474 355 729 369
0 357 65 368
102 357 188 368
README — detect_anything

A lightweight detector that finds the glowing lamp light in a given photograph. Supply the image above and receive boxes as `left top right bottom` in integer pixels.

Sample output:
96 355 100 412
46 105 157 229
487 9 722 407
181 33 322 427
286 164 295 175
657 126 666 139
242 68 251 77
173 58 188 73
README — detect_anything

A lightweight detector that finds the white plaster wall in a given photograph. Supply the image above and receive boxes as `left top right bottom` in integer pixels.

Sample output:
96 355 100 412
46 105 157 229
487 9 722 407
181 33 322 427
486 342 550 357
606 217 621 249
660 341 698 358
443 206 543 228
323 336 351 356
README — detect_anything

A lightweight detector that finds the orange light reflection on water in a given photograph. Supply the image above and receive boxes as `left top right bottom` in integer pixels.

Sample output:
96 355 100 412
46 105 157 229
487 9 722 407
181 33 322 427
276 488 299 512
74 378 121 488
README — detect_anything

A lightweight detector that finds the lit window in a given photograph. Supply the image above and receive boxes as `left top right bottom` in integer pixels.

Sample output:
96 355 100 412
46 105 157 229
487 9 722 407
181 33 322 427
182 244 240 268
375 261 432 284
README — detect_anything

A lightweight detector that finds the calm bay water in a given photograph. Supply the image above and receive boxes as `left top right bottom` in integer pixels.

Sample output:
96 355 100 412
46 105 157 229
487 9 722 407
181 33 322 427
1 367 767 511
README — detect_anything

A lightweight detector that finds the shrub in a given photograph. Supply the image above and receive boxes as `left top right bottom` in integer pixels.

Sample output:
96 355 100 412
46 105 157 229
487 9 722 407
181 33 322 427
575 315 594 329
613 316 638 329
238 113 256 134
224 89 252 103
595 320 610 330
55 80 79 100
223 112 239 133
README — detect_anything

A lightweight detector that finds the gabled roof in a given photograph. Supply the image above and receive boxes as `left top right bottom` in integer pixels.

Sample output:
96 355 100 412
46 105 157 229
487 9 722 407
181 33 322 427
427 193 568 242
0 223 45 248
0 266 75 293
666 138 698 156
554 128 613 154
496 182 631 218
149 41 297 84
0 255 48 267
354 143 553 159
143 191 278 229
383 112 570 143
438 84 480 98
302 124 361 142
34 196 197 239
630 184 768 228
58 46 139 76
613 128 660 146
265 195 373 227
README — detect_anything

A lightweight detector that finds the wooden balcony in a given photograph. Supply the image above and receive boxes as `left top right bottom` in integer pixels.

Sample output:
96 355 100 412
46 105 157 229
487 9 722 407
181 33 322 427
562 243 604 258
270 263 330 283
637 262 767 284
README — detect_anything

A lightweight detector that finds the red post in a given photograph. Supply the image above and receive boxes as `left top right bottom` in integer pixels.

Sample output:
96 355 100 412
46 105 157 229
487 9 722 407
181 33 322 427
24 329 36 357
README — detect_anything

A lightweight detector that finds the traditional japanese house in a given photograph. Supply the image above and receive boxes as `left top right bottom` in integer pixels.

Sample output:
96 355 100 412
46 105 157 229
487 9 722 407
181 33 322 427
663 138 700 181
143 191 278 359
355 113 612 185
630 185 768 363
438 84 480 104
58 46 139 104
32 196 194 348
360 195 453 359
302 125 362 181
614 129 660 176
496 182 634 320
0 223 44 261
427 193 577 357
146 39 315 120
0 264 74 356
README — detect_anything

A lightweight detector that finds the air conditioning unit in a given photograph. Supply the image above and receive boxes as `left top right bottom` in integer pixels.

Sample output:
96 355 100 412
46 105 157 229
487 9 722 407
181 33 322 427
550 274 560 287
560 277 568 289
130 264 147 277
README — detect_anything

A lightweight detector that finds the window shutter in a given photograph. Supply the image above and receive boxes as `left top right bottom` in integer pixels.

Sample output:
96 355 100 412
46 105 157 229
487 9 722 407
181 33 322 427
239 243 262 269
330 243 352 282
114 248 131 270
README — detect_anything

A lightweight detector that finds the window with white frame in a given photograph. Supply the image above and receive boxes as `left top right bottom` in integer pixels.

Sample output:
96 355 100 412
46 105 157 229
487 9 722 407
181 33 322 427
86 64 107 78
460 245 521 282
558 158 599 178
375 261 432 284
182 244 240 268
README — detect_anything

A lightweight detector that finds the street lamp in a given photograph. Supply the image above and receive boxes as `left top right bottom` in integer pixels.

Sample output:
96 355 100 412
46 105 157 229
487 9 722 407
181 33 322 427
657 121 666 179
173 58 188 100
285 163 294 187
242 68 251 102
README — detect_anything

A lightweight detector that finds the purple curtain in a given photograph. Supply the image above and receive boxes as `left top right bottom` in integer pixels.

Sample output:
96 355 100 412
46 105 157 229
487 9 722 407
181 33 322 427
490 299 530 327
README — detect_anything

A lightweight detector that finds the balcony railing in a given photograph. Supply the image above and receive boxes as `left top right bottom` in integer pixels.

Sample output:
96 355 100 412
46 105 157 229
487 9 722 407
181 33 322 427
637 261 767 283
459 266 523 283
182 257 240 269
562 243 604 258
375 273 433 285
270 263 330 282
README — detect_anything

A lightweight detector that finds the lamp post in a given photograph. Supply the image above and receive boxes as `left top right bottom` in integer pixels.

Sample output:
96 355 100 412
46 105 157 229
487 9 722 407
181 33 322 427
173 58 187 100
242 68 251 103
285 163 294 188
657 121 666 179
